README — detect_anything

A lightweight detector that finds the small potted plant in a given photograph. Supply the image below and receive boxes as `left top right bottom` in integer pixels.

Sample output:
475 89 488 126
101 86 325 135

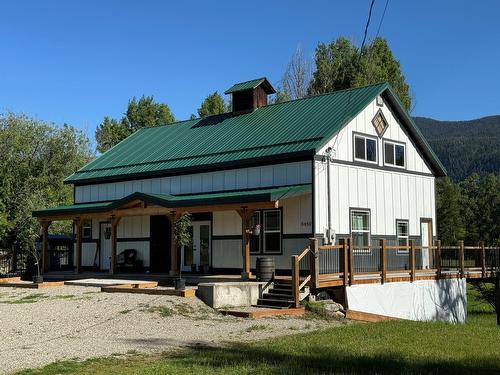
28 246 43 284
173 212 192 291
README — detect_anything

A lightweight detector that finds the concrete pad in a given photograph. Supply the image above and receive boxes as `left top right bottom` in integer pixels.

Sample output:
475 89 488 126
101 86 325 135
196 281 271 309
64 278 157 288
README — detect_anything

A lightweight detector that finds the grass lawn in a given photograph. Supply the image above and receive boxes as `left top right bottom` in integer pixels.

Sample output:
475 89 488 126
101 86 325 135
17 283 500 375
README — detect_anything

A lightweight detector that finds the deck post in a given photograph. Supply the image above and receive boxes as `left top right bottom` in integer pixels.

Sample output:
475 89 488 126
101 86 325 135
436 240 442 278
380 239 387 284
238 207 253 280
291 255 300 308
109 217 120 275
339 238 348 286
479 241 486 278
347 237 354 285
458 240 465 279
75 219 82 274
410 240 416 282
41 221 51 274
496 271 500 326
168 212 180 277
309 238 319 289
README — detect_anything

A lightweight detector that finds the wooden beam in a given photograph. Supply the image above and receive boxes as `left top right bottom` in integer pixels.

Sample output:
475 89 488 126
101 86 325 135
340 238 348 286
75 219 82 274
41 221 51 274
347 237 354 286
109 216 121 275
436 240 442 278
479 241 486 278
237 208 253 280
291 255 300 308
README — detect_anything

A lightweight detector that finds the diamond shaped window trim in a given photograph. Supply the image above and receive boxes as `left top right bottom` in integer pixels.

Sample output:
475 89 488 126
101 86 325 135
372 109 388 137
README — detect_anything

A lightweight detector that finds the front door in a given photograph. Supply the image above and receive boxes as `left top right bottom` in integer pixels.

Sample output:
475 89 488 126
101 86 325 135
100 222 112 271
420 219 433 269
181 221 211 273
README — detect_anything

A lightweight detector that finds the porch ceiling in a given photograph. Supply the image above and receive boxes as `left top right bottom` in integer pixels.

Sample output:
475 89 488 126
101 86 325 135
32 184 311 220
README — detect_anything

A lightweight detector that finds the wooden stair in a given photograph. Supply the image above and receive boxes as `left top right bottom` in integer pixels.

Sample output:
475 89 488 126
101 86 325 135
257 280 308 309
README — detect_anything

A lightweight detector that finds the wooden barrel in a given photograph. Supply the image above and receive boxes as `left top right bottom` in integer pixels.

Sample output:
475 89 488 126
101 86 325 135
256 257 275 282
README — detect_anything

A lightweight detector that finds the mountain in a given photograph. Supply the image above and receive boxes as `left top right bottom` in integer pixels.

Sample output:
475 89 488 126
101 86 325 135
414 116 500 181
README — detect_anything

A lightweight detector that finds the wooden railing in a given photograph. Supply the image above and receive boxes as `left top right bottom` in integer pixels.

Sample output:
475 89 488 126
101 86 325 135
291 238 500 300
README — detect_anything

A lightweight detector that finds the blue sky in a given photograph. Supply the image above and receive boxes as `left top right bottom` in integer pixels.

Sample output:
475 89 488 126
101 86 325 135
0 0 499 144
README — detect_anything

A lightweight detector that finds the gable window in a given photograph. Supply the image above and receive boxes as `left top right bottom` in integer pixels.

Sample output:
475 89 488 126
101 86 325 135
396 220 409 254
372 109 388 137
82 220 92 239
263 210 281 254
351 210 370 251
354 134 377 164
384 140 405 168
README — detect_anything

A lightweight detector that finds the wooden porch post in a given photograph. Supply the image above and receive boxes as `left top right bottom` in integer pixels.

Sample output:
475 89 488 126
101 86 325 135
168 212 180 276
75 219 82 274
479 241 486 278
458 240 465 279
339 238 348 286
347 237 354 286
238 207 253 280
436 240 442 278
109 217 121 275
41 221 51 274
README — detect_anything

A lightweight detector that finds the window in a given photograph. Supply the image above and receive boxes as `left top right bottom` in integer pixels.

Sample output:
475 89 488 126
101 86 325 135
396 220 409 254
250 211 261 254
82 220 92 239
372 110 388 136
384 141 405 168
263 210 281 254
354 135 377 163
351 210 370 251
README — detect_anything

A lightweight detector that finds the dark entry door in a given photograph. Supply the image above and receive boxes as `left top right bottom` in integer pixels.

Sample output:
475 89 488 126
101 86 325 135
150 215 171 273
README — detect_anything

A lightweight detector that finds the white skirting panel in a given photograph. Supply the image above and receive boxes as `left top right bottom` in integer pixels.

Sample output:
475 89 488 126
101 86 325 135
345 279 467 323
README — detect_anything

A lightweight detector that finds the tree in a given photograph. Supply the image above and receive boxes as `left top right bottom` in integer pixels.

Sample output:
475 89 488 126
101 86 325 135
435 177 465 245
282 45 312 101
198 92 226 117
0 113 92 253
95 96 175 153
308 37 412 111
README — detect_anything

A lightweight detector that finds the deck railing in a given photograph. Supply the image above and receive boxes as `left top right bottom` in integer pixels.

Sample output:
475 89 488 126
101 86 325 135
291 238 500 305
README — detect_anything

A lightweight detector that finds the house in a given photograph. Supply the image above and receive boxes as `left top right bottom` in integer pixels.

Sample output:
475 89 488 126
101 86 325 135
33 78 447 279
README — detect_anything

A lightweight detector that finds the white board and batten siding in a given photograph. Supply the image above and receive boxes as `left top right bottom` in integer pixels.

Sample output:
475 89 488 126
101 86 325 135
78 216 150 268
74 161 312 203
315 96 436 239
212 193 313 270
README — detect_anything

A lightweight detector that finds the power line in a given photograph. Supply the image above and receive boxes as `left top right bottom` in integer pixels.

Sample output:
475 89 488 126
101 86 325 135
375 0 389 38
360 0 376 52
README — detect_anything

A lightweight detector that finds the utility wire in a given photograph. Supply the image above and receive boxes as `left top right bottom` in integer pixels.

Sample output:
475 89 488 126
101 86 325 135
360 0 376 53
375 0 389 38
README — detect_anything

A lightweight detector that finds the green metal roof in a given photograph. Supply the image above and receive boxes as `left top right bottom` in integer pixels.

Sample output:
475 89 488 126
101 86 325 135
33 184 311 217
65 82 445 184
224 77 275 94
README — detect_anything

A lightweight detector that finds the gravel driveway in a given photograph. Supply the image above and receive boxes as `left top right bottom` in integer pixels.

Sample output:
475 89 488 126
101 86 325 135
0 285 345 374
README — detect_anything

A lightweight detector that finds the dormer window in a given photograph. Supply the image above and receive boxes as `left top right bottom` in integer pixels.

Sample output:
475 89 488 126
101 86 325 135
372 109 388 137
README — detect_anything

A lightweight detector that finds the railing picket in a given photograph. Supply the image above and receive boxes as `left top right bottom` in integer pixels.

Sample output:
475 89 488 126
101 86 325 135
436 240 442 278
380 239 387 284
480 241 486 278
410 240 416 282
458 240 465 279
309 238 319 289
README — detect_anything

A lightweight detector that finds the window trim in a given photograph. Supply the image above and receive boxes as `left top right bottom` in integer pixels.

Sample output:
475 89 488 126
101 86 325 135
353 133 378 165
383 139 406 169
82 219 92 239
249 209 283 255
262 209 282 254
396 219 409 255
350 208 371 254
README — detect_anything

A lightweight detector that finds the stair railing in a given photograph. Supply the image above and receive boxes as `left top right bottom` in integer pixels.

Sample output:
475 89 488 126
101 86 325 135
291 238 318 308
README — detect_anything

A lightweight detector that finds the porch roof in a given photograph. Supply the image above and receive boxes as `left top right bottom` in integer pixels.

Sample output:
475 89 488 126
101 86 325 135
32 184 311 218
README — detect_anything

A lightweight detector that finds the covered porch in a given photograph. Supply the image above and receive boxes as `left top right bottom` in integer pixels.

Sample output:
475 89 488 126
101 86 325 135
33 185 311 279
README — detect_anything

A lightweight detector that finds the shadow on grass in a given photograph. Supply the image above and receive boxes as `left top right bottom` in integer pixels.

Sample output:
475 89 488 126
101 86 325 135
168 341 500 375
